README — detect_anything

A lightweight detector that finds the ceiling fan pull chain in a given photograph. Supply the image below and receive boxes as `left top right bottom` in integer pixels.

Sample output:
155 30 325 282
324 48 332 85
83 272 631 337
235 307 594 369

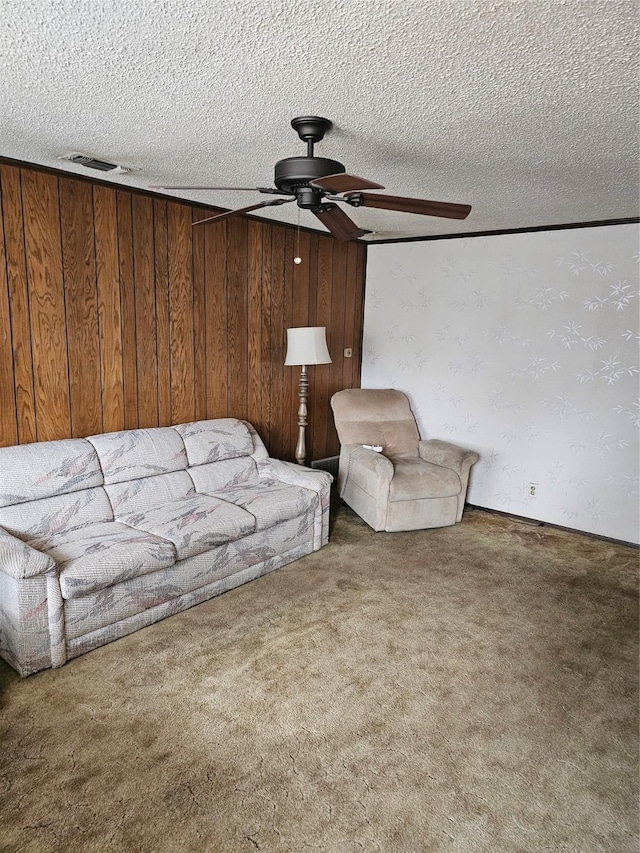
294 206 302 264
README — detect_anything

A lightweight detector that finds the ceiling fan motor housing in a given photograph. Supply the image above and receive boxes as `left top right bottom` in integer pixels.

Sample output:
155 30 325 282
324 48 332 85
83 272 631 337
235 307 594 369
274 117 346 209
274 156 346 202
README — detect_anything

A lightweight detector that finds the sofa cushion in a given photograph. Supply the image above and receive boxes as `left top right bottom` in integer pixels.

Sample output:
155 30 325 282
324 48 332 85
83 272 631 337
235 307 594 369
0 487 113 540
205 480 318 531
87 428 188 485
62 514 316 642
119 494 256 559
106 471 195 516
29 522 177 600
388 457 461 502
175 419 253 465
0 438 103 507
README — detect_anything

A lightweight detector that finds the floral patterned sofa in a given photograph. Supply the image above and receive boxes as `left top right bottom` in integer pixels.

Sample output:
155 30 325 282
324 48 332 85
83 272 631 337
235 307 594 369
0 419 331 677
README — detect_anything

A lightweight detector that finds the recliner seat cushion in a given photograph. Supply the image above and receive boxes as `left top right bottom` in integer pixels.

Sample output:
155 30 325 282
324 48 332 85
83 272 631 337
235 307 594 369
29 522 177 599
119 494 256 559
388 457 461 502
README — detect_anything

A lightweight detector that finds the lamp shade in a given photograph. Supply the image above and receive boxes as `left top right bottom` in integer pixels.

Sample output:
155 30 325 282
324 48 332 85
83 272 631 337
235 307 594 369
284 327 332 366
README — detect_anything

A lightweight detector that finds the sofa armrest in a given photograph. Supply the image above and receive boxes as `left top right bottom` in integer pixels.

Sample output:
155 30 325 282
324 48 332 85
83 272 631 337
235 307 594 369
258 458 332 494
418 439 479 474
258 458 332 550
0 526 56 580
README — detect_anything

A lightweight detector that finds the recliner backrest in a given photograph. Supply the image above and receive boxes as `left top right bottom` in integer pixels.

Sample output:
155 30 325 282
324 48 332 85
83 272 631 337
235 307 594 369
331 389 420 456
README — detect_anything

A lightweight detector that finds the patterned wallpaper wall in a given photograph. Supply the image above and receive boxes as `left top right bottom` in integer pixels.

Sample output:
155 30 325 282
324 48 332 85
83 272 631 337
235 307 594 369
361 224 639 543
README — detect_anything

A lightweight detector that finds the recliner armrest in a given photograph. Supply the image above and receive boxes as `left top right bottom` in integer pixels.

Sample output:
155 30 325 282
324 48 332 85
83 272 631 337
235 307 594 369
0 526 56 580
342 444 394 482
418 440 479 474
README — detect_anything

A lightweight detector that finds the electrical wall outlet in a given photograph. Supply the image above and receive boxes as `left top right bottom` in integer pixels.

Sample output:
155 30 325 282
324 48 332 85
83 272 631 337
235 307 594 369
527 482 539 498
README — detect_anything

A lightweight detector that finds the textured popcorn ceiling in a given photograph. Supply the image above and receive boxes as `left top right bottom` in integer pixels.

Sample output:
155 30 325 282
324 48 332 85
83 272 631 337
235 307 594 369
1 0 638 240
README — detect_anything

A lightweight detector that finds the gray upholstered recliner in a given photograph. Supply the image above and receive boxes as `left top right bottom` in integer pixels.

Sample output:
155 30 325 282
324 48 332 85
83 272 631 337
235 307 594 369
330 389 479 532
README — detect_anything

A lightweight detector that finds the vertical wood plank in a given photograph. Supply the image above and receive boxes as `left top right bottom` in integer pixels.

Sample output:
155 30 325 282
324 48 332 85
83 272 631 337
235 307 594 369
287 230 312 460
192 207 207 421
0 173 18 446
247 220 263 432
117 190 138 429
291 231 311 328
167 202 195 424
269 224 285 458
0 166 36 445
93 184 124 433
227 217 248 420
154 198 171 426
59 179 102 437
22 170 71 441
343 242 360 392
260 222 273 451
132 194 158 427
204 220 228 418
351 243 366 390
310 236 333 462
326 239 348 454
282 228 295 461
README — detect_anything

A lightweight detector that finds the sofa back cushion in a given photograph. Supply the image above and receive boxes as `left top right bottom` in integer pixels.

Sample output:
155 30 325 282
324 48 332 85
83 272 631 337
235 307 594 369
87 427 188 484
0 438 103 508
106 471 195 517
0 487 113 541
188 457 259 495
0 419 268 540
175 419 253 466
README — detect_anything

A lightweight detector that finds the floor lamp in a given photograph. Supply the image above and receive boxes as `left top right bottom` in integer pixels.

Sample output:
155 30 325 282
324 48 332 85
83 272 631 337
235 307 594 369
284 327 332 465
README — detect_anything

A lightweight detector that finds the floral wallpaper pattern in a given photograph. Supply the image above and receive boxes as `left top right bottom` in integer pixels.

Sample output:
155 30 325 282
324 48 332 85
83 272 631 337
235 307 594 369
362 224 639 543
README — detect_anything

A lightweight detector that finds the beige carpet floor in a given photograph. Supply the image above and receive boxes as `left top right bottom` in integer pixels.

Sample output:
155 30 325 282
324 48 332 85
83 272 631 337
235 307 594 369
0 506 638 853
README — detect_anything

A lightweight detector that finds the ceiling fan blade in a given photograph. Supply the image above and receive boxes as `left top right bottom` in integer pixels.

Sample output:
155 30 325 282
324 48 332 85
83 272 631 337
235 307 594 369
310 173 384 193
192 197 294 226
347 192 471 220
151 185 286 195
313 204 368 242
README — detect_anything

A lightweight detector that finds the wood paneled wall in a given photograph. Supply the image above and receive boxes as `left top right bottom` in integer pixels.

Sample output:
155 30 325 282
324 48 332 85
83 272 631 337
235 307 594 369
0 162 366 462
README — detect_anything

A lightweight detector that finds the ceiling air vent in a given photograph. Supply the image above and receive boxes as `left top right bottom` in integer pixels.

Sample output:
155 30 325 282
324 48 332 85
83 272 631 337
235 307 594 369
58 153 132 175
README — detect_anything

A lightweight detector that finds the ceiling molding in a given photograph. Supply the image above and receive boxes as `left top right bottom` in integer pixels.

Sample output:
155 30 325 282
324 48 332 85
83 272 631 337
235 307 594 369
363 218 640 244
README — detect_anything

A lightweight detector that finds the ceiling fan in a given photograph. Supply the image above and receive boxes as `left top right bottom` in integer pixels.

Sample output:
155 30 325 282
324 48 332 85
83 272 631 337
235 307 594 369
152 116 471 241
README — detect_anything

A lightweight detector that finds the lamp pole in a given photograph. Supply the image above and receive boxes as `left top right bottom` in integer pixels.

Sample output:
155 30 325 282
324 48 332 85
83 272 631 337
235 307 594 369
295 365 309 465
